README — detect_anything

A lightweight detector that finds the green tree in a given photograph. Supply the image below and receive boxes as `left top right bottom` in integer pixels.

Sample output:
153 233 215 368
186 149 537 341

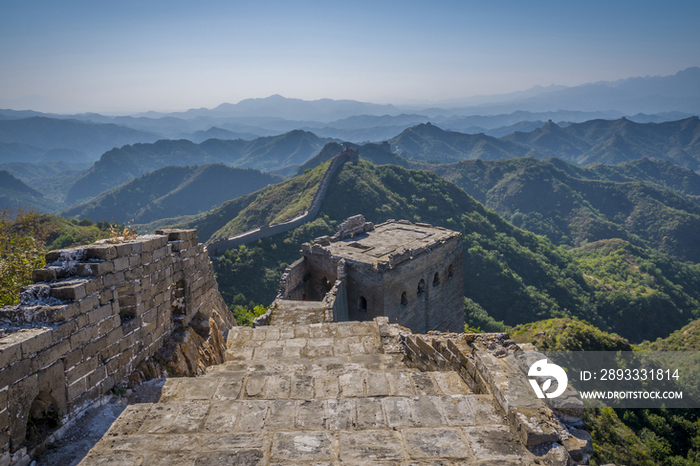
0 209 47 306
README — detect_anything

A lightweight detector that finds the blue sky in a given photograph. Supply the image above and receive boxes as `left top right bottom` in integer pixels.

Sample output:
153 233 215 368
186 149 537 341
1 0 698 113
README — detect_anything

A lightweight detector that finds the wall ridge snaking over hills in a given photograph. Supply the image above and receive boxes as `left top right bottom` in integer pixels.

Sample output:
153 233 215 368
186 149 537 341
206 148 359 254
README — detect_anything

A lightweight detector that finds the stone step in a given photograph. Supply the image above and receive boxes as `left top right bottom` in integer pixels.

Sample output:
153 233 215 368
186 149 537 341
225 336 394 361
226 333 384 360
163 369 472 401
109 394 504 435
84 399 526 466
226 321 380 348
217 353 407 372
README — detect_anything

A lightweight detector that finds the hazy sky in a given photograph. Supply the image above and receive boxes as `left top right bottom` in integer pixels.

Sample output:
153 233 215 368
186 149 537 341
1 0 699 114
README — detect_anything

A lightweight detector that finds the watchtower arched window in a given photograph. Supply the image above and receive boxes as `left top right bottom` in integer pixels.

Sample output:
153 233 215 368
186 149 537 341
359 296 367 312
417 279 426 296
433 272 440 287
447 264 454 279
400 291 408 306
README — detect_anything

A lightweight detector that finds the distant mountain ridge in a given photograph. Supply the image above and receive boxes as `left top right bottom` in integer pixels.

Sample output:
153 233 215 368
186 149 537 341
64 130 334 204
136 95 402 122
62 164 282 224
389 122 536 163
392 117 700 169
0 170 63 213
0 116 159 159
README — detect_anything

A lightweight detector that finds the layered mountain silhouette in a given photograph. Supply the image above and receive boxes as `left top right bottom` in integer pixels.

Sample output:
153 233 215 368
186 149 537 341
0 117 159 159
0 170 63 213
393 117 700 169
62 164 282 224
64 131 333 203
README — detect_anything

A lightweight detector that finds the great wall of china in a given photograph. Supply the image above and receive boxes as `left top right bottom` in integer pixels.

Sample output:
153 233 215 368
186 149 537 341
206 148 360 255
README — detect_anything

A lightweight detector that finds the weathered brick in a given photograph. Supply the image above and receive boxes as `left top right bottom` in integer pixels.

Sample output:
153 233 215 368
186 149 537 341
79 295 100 314
31 339 70 372
124 268 143 280
152 246 168 260
32 268 57 283
103 273 118 287
128 255 141 267
100 375 116 395
67 377 86 402
153 236 168 248
0 359 31 385
99 288 115 305
99 341 119 362
98 315 119 335
84 276 104 295
142 320 157 335
114 243 133 257
86 365 107 389
104 355 121 375
85 245 117 261
82 336 109 359
51 320 77 346
66 357 98 385
113 257 129 272
0 408 9 433
19 328 52 358
62 348 84 370
50 282 86 301
0 339 21 369
141 308 156 324
70 325 98 350
76 313 89 329
88 304 114 326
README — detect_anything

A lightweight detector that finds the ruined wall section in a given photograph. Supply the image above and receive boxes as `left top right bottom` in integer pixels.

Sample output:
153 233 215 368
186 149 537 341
399 328 592 463
276 258 307 300
0 229 233 464
207 148 359 254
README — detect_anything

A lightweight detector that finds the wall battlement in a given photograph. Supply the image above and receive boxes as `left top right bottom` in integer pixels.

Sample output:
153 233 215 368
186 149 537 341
0 229 234 465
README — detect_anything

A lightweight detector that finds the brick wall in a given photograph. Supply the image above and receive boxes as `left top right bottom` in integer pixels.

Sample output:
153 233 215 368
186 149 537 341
0 229 233 465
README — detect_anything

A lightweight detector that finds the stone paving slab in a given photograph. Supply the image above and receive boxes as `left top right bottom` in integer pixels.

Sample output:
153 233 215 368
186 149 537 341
79 426 532 466
163 370 471 401
91 395 505 437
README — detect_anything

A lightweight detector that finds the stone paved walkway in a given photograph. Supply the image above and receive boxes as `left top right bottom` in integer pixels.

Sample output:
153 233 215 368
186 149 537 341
77 321 541 465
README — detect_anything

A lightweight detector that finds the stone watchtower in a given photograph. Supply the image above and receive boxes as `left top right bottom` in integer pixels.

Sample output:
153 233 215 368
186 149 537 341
272 215 464 333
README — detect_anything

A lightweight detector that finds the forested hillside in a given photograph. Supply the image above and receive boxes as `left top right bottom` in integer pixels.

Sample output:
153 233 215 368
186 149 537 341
420 157 700 261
